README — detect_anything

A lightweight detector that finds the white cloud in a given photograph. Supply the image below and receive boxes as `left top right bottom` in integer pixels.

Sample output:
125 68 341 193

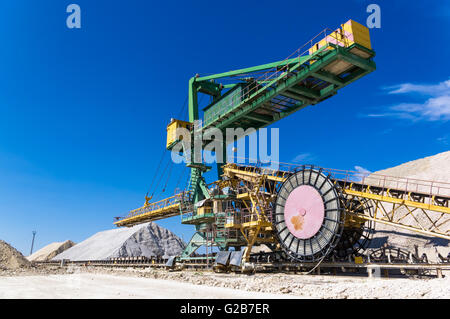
389 95 450 121
372 79 450 121
437 134 450 145
378 128 393 135
291 153 314 163
384 80 450 95
354 165 371 176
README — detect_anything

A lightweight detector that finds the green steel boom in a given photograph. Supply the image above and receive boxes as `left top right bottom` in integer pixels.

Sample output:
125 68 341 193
188 43 375 132
183 40 375 202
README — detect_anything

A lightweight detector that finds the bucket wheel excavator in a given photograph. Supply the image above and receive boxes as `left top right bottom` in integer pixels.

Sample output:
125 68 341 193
113 20 450 269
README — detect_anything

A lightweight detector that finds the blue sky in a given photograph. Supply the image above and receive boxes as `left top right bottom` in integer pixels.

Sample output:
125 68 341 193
0 1 449 254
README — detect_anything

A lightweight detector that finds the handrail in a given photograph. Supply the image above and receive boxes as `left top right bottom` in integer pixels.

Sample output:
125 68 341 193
115 191 193 222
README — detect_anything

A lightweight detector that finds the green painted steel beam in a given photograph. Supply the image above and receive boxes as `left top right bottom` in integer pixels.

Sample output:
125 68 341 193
319 84 337 98
339 49 376 71
280 90 314 104
343 68 370 85
223 83 238 89
195 56 310 82
180 232 208 259
188 77 199 122
199 179 211 200
243 113 273 124
197 81 221 96
347 43 376 58
289 86 320 99
216 137 227 179
274 101 309 120
311 70 345 86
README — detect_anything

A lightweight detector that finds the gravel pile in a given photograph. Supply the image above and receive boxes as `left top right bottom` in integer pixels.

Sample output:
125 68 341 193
27 240 76 262
368 151 450 260
53 222 184 261
0 240 31 270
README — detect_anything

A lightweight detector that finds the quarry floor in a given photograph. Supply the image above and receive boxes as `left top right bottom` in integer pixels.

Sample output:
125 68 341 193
0 273 290 299
0 266 449 299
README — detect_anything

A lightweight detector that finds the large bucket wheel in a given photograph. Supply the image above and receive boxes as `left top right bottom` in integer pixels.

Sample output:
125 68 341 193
272 167 345 263
333 196 374 259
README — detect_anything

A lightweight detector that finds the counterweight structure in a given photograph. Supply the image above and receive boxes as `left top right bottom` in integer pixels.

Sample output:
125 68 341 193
114 20 450 267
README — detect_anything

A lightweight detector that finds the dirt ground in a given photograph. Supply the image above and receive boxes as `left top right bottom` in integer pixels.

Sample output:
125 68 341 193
0 266 448 299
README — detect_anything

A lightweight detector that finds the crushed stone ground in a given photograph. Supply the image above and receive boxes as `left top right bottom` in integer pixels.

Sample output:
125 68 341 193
0 266 448 299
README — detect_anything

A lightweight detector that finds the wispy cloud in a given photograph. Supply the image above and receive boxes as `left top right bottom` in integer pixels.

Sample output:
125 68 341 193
437 134 450 146
383 80 450 95
378 128 393 135
291 153 315 163
354 165 371 176
369 79 450 121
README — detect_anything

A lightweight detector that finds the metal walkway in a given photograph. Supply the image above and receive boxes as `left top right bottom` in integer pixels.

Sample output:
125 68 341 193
114 193 189 227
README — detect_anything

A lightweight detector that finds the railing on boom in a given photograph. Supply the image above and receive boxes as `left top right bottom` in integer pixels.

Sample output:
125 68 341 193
115 190 194 223
201 26 360 129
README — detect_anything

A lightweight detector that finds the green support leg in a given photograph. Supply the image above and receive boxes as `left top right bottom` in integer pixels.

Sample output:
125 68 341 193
216 132 227 179
179 232 207 260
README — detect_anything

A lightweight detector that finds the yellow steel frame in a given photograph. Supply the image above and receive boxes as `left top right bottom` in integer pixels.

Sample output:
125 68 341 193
342 190 450 240
222 163 450 250
343 188 450 215
116 163 450 257
222 164 281 261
